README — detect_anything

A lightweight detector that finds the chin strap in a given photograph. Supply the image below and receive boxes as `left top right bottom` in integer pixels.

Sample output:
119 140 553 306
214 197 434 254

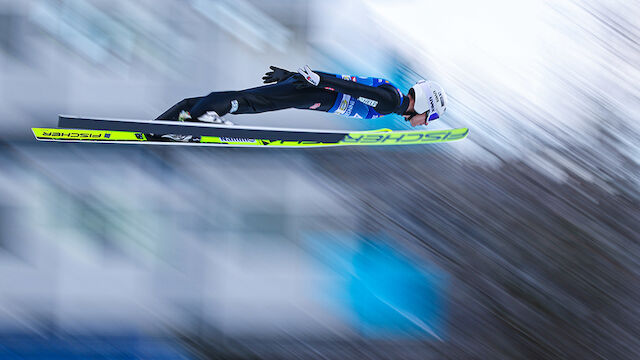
404 111 430 126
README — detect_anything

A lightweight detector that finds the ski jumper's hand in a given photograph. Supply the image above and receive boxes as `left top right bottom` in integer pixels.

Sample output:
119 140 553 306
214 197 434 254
263 66 313 89
263 66 296 84
297 65 320 86
408 115 429 127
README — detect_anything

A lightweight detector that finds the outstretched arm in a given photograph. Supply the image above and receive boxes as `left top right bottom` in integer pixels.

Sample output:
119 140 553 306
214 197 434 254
263 65 402 114
298 66 401 113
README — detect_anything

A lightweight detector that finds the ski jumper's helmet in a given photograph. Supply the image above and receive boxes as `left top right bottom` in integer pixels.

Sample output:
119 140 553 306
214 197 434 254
411 80 448 121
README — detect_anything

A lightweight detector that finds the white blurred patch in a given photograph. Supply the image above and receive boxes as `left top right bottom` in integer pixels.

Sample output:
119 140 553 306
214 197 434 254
366 0 640 189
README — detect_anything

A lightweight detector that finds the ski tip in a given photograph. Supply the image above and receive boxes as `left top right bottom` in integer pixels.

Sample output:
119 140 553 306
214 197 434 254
450 127 469 141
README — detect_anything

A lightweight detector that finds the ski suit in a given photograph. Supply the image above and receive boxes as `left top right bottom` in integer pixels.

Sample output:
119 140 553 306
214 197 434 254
156 70 410 121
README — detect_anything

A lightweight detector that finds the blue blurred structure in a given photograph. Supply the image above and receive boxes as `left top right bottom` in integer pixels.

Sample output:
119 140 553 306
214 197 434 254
306 233 446 340
350 240 445 339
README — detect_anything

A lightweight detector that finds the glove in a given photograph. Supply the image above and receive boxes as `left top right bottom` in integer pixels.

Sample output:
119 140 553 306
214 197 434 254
262 66 295 84
297 65 320 86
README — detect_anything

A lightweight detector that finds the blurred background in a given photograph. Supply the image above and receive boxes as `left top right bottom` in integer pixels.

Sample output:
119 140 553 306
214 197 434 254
0 0 639 358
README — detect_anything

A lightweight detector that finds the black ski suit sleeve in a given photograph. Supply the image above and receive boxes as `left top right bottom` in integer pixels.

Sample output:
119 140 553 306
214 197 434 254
313 71 402 115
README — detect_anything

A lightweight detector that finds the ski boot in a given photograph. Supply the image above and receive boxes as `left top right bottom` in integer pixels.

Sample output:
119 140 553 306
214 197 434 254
198 111 234 125
160 110 233 142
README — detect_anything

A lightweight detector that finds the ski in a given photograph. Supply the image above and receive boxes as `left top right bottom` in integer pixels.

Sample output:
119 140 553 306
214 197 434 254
32 127 468 147
30 115 469 148
57 115 352 142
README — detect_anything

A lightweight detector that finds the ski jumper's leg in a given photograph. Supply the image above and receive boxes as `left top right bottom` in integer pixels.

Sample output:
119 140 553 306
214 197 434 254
187 77 338 119
155 97 203 120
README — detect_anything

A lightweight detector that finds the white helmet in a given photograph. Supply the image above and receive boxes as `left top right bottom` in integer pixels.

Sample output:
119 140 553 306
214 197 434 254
411 80 448 121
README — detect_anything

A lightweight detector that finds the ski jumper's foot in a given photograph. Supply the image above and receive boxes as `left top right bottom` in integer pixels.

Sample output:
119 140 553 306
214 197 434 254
197 111 234 125
151 110 233 142
178 110 233 125
156 111 232 142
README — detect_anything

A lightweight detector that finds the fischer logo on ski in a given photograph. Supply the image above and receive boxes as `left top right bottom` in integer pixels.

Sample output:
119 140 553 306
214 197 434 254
42 130 104 139
341 128 469 145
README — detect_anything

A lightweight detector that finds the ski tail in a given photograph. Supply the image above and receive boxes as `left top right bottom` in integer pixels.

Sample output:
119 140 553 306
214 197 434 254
32 128 147 142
